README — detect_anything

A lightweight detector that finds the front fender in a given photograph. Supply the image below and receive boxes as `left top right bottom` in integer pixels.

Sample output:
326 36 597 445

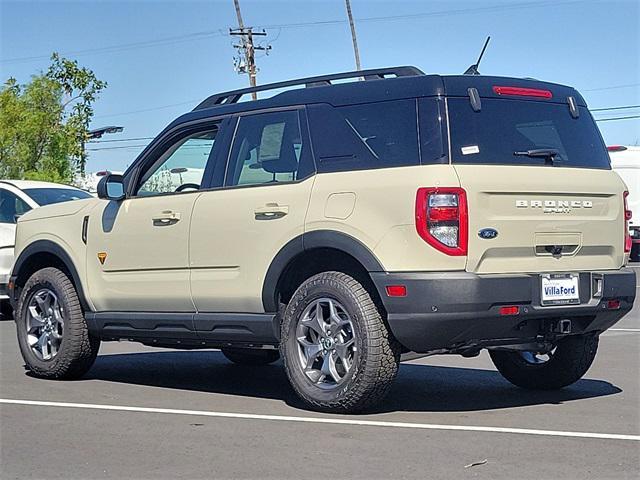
10 239 91 311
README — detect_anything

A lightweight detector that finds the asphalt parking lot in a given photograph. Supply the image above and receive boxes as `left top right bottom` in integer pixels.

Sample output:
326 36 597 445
1 267 638 479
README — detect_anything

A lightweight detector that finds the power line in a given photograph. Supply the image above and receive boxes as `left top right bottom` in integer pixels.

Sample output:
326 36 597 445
92 100 201 120
591 104 640 112
2 1 577 64
595 115 640 122
1 31 227 64
87 137 155 144
257 0 579 29
86 144 149 151
584 83 640 92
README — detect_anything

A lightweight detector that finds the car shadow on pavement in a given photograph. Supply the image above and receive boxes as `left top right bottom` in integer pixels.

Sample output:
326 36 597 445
78 350 622 414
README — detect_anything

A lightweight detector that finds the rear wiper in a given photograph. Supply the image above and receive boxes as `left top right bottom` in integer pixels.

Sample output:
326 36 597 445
513 148 560 165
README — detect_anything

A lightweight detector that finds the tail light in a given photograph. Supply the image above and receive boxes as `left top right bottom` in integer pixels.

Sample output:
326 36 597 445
416 187 468 256
624 191 632 253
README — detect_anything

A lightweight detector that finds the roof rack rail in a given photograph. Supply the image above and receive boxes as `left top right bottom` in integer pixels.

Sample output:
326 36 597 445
193 66 424 111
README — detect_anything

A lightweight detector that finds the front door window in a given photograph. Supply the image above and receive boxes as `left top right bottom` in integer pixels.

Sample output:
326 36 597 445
136 129 218 196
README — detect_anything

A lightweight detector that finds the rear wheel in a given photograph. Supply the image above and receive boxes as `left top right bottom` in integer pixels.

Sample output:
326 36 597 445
281 271 400 413
16 267 100 379
489 334 599 390
221 348 280 365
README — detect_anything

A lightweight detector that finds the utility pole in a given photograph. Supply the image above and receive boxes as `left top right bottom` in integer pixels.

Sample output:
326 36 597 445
230 0 271 100
344 0 362 71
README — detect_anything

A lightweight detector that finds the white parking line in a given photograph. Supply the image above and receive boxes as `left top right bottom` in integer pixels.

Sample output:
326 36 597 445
1 398 638 442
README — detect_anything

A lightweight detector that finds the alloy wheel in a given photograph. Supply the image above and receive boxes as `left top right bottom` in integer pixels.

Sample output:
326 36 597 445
295 298 357 389
26 288 64 361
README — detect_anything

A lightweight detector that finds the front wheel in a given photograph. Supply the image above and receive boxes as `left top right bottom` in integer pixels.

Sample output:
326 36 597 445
489 334 599 390
281 271 401 413
16 267 100 379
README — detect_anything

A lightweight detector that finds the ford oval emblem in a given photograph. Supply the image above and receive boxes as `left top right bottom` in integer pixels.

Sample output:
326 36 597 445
478 228 498 239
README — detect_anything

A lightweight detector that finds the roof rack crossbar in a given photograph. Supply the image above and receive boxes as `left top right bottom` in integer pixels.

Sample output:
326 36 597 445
194 66 424 110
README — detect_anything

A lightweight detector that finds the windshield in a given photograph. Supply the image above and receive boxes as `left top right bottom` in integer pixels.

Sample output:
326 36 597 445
23 188 92 206
447 98 610 169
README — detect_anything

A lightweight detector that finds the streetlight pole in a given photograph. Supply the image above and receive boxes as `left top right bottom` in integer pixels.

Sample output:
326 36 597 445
81 125 124 175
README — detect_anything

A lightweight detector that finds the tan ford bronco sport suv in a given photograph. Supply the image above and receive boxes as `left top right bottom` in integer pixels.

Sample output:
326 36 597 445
9 67 636 413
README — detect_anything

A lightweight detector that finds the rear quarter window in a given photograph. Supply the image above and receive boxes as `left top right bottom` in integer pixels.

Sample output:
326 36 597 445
447 98 610 169
308 99 422 173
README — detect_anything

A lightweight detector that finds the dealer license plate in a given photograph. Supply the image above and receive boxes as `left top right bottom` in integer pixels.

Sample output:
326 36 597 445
541 273 580 306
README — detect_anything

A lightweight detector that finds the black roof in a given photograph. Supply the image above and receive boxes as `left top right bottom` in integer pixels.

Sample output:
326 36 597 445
166 66 586 130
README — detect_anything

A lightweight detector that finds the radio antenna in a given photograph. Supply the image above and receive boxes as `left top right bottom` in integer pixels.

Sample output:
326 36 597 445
464 36 491 75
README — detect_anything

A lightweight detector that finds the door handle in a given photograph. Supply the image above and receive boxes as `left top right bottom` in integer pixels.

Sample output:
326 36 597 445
254 204 289 220
152 210 181 226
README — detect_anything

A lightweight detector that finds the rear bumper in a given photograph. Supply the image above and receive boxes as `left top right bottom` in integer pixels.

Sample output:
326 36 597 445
372 268 636 353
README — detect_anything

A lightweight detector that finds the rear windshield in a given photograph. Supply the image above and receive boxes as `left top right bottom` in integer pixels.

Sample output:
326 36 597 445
24 188 92 206
447 98 610 169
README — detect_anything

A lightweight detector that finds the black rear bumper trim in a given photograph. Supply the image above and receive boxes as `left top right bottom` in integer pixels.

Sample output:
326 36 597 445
372 268 636 353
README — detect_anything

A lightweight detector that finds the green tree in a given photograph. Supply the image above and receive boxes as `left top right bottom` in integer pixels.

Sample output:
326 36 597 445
0 53 106 182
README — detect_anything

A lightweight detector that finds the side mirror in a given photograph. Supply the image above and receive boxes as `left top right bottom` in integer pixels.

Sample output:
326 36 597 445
97 174 125 201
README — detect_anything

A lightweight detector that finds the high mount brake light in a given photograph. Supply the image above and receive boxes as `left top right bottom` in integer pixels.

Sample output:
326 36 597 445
415 188 468 256
607 145 628 152
624 191 632 253
492 86 553 99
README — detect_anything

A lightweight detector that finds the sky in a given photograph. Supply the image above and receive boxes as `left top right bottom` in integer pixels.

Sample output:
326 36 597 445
1 0 639 173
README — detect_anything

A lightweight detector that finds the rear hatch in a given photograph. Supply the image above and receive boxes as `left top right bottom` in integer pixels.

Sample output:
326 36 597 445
444 77 627 274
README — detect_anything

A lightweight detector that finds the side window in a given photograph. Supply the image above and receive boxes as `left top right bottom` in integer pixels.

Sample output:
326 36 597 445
226 110 312 187
307 99 420 173
136 128 218 196
0 189 31 224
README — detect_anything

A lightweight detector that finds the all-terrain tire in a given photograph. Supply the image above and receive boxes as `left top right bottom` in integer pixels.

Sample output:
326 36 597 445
221 348 280 365
281 271 401 413
489 334 599 390
16 267 100 379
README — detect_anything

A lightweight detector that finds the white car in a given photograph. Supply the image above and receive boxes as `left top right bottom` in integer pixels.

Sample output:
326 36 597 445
609 146 640 261
0 180 92 304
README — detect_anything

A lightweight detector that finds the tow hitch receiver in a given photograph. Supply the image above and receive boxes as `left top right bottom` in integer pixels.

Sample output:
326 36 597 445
554 319 572 334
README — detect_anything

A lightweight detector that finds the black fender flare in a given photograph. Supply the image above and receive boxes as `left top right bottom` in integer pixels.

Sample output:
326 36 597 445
261 230 384 312
11 240 90 311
